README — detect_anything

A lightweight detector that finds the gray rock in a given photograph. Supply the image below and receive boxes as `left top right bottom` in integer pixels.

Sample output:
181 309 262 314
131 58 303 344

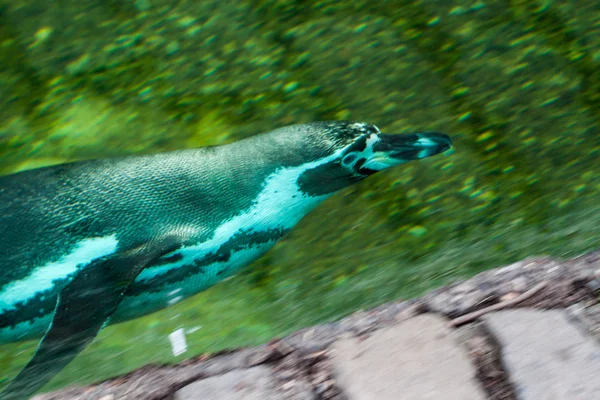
174 366 285 400
484 309 600 400
422 256 596 317
330 314 485 400
567 303 600 343
282 323 343 354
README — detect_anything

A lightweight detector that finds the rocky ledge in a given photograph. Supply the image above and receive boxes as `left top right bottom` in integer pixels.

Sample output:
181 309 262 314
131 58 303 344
34 251 600 400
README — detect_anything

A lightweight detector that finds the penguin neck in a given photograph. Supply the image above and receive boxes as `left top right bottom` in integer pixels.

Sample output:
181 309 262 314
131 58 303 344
247 158 336 232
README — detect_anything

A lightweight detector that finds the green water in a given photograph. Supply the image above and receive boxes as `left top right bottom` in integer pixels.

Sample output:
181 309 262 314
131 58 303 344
1 0 600 393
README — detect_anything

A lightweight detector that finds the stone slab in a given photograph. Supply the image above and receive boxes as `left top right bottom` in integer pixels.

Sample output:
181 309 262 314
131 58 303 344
567 303 600 343
173 366 285 400
331 314 485 400
484 309 600 400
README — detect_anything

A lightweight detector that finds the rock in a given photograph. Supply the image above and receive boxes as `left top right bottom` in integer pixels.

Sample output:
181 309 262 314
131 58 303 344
330 314 485 400
174 366 289 400
567 303 600 343
282 323 343 354
484 309 600 400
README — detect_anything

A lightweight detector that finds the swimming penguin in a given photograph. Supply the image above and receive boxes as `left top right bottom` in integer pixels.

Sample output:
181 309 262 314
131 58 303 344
0 121 451 399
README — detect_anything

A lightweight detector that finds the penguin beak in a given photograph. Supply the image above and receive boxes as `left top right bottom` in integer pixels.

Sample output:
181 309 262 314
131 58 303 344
359 132 451 173
376 132 452 161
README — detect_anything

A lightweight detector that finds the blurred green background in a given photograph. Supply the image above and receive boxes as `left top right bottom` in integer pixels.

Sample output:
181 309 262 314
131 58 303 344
1 0 600 393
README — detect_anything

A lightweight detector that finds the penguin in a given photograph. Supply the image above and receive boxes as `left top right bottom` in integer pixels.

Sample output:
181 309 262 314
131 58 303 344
0 121 451 399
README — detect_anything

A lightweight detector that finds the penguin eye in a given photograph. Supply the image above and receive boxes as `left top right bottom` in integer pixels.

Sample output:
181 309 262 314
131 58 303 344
342 154 357 165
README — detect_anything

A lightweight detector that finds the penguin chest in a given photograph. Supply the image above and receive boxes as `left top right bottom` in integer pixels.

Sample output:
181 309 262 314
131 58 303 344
115 236 277 320
117 189 329 320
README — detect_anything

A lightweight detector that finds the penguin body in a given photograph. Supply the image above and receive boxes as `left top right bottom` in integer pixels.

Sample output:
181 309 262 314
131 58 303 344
0 121 451 398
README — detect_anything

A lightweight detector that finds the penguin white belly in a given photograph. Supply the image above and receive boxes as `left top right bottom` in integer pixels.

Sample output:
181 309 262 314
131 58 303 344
114 241 277 321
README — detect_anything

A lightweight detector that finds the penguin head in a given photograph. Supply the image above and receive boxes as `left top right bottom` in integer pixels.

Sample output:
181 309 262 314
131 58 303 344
296 121 452 196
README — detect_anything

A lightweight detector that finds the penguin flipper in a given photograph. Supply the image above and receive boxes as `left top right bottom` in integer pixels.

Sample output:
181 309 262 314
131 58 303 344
2 236 182 400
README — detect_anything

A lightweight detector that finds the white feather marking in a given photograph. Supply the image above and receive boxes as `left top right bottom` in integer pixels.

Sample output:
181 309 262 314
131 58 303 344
356 133 395 172
0 235 119 312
